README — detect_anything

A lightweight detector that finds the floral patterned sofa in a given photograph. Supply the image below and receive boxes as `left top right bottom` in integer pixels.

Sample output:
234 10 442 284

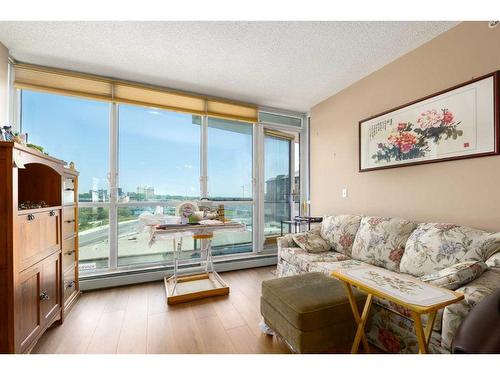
276 214 500 354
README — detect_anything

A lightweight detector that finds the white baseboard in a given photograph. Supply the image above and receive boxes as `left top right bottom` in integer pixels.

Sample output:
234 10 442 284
79 255 278 291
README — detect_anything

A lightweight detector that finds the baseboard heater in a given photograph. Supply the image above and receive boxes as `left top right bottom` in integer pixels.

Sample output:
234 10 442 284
79 254 278 291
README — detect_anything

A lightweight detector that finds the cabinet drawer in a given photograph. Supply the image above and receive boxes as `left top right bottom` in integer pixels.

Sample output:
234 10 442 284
17 209 61 271
63 265 78 305
63 177 76 205
63 207 76 237
62 236 76 271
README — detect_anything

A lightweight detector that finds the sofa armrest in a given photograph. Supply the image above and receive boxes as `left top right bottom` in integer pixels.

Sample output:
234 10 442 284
277 234 296 257
441 268 500 351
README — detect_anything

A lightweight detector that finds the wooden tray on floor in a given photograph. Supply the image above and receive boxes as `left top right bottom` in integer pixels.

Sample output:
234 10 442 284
164 272 230 305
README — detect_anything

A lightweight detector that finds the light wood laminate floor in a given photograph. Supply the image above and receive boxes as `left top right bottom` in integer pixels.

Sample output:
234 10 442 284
33 266 293 354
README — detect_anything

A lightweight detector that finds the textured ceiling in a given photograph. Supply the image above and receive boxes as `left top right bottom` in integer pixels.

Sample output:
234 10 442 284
0 21 459 112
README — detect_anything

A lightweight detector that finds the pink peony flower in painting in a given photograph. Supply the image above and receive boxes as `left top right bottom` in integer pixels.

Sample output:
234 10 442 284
442 110 454 124
372 108 463 163
416 109 443 129
387 132 417 154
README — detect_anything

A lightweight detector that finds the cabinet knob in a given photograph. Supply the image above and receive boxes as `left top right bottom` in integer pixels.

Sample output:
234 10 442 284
27 214 35 221
65 250 75 256
65 219 76 223
66 281 75 289
39 291 50 301
49 210 56 216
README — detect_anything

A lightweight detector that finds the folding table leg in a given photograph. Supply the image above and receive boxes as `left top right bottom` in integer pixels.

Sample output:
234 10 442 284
341 282 372 354
412 311 437 354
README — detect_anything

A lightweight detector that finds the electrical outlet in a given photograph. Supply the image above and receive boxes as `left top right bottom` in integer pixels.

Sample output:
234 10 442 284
342 188 348 198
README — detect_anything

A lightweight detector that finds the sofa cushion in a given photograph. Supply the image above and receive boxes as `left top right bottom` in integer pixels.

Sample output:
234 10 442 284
320 214 362 256
351 216 417 272
400 223 500 277
420 261 489 290
279 247 350 272
486 251 500 269
292 231 331 253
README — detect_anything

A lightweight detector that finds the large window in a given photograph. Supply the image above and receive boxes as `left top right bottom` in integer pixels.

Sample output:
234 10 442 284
117 106 202 267
21 91 110 200
119 106 201 202
21 91 111 271
19 89 306 275
207 118 253 200
207 118 253 254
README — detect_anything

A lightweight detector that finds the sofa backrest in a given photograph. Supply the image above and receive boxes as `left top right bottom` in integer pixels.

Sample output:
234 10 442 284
320 214 362 256
351 216 417 272
400 223 500 277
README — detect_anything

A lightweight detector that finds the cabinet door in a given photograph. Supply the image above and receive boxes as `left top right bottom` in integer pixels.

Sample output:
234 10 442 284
40 252 61 327
17 209 61 271
16 265 42 353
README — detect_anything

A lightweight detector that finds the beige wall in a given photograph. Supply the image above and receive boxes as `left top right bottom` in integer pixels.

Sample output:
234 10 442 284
0 41 8 125
310 22 500 232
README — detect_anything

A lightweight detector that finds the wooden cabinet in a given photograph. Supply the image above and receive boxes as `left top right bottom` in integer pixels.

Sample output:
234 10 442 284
62 170 80 317
0 142 80 353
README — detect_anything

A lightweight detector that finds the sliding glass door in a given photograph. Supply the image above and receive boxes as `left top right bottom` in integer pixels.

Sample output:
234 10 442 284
261 127 301 250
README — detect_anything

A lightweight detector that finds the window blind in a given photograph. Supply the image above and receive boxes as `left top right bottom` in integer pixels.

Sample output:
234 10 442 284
14 64 113 101
13 63 258 122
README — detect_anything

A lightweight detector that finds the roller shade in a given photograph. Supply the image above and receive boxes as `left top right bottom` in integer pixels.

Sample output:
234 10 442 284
13 63 257 122
207 99 258 123
14 64 112 101
113 83 206 115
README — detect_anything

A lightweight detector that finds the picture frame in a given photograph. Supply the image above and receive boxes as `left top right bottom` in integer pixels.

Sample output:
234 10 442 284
359 71 500 172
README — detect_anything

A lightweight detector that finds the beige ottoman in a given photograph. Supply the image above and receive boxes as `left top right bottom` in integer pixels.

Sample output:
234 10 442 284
261 272 365 353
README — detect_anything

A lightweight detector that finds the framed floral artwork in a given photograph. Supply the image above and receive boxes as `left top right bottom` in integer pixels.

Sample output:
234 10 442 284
359 71 499 172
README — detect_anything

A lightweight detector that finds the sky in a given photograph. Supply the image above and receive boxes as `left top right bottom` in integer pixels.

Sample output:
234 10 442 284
21 91 293 199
